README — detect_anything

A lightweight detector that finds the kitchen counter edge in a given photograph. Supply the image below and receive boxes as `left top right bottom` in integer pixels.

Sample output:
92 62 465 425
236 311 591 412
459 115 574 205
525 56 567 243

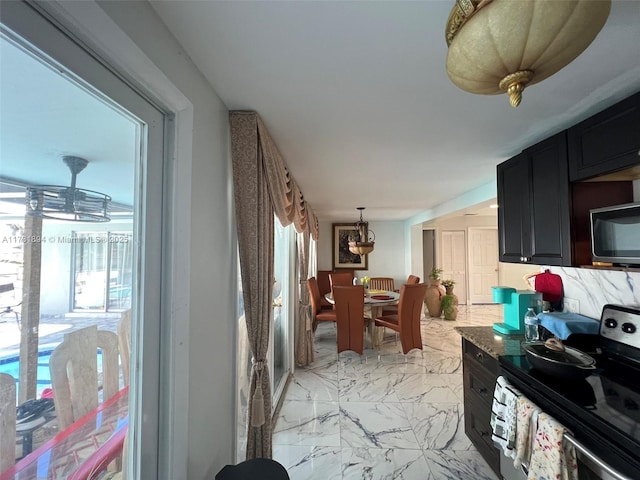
454 326 524 358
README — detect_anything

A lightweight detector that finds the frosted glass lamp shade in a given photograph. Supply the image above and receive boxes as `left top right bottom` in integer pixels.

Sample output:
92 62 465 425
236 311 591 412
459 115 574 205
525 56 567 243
445 0 611 107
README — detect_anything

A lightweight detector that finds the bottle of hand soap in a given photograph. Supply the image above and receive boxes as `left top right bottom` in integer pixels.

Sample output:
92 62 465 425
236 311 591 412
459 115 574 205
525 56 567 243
524 308 539 342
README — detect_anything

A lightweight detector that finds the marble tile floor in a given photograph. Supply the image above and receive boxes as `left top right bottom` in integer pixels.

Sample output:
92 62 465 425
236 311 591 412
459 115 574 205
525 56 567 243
273 304 503 480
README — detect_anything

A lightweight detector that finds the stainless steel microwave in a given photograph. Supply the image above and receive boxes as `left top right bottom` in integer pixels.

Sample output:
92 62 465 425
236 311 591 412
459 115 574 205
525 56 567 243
590 202 640 266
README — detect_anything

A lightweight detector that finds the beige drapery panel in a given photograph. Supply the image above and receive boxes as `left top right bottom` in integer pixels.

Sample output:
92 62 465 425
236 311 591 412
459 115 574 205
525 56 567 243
256 116 319 240
295 229 314 366
230 112 275 459
230 111 319 458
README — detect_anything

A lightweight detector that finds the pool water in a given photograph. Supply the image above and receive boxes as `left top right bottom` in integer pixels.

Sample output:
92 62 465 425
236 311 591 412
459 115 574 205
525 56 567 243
0 348 104 399
0 350 53 385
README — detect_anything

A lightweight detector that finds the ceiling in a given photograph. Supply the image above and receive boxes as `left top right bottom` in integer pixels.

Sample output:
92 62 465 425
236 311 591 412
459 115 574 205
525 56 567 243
149 0 640 221
1 1 639 223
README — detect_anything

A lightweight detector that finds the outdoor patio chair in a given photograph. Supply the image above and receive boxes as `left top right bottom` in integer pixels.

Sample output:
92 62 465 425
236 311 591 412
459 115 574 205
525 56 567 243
0 282 21 328
49 325 120 429
0 373 17 473
117 309 132 387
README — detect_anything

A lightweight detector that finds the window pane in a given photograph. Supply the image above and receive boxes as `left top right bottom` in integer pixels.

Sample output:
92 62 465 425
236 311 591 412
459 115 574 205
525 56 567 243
0 30 138 476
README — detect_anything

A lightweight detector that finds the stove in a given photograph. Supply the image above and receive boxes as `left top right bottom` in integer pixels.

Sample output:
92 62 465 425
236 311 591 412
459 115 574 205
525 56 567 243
499 304 640 479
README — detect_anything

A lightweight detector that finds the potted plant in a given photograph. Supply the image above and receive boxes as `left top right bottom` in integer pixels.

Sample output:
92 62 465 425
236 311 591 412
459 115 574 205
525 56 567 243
441 293 458 321
441 279 456 295
425 267 445 317
429 267 443 283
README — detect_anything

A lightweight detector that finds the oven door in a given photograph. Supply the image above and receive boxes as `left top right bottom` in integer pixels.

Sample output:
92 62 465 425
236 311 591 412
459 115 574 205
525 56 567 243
567 434 633 480
499 435 631 480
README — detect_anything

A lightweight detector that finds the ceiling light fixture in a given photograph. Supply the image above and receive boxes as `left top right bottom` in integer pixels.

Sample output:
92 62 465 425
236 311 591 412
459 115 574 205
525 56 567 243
348 207 375 256
26 156 111 222
445 0 611 107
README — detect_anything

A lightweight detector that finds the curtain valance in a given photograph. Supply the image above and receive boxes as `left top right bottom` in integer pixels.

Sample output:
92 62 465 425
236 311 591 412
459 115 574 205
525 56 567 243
248 113 319 239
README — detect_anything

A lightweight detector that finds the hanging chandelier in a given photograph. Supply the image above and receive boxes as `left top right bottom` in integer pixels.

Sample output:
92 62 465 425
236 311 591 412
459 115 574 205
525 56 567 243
348 207 375 256
445 0 611 107
26 156 111 222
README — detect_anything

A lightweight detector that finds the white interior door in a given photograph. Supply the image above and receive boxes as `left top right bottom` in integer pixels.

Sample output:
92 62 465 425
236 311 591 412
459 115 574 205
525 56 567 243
441 230 467 304
468 228 499 304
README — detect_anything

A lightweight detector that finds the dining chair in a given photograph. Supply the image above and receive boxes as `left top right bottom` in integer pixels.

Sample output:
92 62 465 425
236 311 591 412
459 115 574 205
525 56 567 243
333 285 366 355
316 270 333 309
369 277 395 292
375 283 428 354
0 373 16 473
381 275 421 315
407 274 420 285
308 277 337 331
329 271 354 288
49 325 120 429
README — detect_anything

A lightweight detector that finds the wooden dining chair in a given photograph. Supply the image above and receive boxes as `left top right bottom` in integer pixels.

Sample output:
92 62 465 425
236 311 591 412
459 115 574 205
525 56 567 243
49 325 120 429
333 285 366 355
381 275 421 315
369 277 395 292
316 270 333 309
0 373 16 473
308 277 337 331
375 283 428 354
329 271 354 288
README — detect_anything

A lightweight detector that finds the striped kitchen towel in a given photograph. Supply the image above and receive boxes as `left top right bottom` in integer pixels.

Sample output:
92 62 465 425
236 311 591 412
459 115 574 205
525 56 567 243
490 376 520 458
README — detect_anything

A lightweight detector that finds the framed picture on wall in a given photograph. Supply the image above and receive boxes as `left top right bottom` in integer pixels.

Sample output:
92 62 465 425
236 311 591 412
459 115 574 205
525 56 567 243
332 223 368 270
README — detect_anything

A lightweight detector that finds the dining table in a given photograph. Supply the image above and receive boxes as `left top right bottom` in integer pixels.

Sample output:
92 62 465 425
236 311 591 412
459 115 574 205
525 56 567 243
324 289 400 348
1 386 129 480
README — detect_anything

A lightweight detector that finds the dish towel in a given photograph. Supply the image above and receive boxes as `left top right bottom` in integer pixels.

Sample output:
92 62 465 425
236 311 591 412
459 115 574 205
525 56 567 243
527 412 578 480
514 396 541 469
490 376 520 458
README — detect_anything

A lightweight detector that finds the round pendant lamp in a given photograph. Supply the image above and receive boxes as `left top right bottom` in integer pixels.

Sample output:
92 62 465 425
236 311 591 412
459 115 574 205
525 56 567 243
445 0 612 107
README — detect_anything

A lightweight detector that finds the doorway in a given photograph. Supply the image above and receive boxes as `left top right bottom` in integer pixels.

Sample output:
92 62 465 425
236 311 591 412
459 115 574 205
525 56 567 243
468 228 499 304
422 229 436 280
441 230 467 304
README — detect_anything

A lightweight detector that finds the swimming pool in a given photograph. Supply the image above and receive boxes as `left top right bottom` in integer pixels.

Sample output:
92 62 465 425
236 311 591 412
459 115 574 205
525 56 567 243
0 347 107 399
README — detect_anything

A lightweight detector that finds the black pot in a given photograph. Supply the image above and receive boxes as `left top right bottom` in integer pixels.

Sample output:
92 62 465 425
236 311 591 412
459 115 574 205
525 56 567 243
523 341 597 379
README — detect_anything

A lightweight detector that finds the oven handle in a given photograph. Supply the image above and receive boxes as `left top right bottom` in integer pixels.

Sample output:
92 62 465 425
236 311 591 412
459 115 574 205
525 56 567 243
564 433 632 480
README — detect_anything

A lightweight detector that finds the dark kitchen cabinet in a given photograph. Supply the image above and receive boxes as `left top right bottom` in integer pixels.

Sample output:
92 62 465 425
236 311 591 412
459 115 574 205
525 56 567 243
568 91 640 181
498 132 571 266
462 339 500 478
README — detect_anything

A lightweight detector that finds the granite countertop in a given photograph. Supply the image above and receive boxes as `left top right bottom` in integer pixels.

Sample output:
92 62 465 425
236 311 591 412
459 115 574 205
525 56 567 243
454 326 524 358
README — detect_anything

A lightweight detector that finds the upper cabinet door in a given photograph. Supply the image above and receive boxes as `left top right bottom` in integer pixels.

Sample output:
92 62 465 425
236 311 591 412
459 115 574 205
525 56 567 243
497 152 531 263
497 133 571 266
568 91 640 181
527 132 571 266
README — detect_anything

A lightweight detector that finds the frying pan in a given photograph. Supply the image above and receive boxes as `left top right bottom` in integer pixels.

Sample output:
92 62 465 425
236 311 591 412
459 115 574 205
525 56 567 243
523 338 596 379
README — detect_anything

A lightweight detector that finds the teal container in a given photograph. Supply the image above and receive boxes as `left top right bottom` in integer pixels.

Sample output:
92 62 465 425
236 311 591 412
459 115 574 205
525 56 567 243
492 286 516 304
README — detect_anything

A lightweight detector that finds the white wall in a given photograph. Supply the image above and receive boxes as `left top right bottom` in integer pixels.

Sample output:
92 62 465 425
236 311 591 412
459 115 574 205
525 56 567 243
318 219 410 286
498 262 539 291
52 2 237 478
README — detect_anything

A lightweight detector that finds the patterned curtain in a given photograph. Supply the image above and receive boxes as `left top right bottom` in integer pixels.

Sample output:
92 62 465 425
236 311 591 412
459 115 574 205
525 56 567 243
256 115 319 240
230 112 274 459
295 229 314 366
230 111 319 457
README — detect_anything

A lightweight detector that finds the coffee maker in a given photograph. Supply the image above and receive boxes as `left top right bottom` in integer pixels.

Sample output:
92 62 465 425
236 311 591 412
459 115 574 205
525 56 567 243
492 286 542 334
